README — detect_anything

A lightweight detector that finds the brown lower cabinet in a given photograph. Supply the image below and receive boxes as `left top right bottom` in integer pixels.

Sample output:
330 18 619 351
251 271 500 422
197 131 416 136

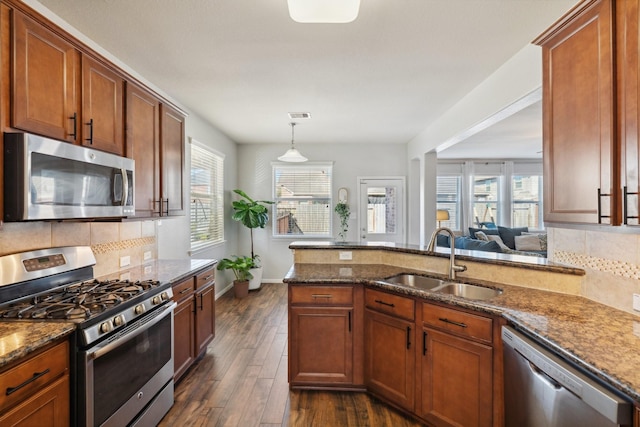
0 340 70 426
288 283 503 426
364 289 415 411
172 265 216 382
288 284 364 388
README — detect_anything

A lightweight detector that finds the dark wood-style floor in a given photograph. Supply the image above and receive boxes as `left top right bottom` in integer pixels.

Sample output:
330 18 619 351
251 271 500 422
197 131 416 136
159 282 423 426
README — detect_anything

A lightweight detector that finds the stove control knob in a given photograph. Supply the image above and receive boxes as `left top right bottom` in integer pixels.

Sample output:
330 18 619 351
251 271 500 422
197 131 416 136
113 315 125 327
100 321 113 334
134 304 146 315
152 295 161 305
161 292 169 301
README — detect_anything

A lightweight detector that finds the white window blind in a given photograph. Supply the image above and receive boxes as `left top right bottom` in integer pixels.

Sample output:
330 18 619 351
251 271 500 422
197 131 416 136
273 163 332 237
190 141 224 251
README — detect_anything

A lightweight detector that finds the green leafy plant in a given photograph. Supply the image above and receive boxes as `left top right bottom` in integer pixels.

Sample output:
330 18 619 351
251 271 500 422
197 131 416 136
231 189 274 264
334 201 350 241
216 255 255 282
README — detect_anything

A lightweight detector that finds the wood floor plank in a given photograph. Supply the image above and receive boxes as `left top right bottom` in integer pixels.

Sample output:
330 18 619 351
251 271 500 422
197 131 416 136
260 355 290 424
258 332 287 379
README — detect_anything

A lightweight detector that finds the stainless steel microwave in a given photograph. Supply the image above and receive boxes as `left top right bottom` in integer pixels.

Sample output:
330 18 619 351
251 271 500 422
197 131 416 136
4 133 134 221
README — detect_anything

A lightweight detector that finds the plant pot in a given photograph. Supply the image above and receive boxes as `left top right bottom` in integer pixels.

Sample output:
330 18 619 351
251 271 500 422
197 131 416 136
248 266 263 290
233 280 250 298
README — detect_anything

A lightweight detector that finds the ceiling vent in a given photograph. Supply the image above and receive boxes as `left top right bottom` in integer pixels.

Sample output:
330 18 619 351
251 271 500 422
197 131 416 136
288 112 312 120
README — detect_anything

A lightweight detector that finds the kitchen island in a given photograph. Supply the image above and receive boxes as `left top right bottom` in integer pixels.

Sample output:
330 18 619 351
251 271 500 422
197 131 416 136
285 241 639 425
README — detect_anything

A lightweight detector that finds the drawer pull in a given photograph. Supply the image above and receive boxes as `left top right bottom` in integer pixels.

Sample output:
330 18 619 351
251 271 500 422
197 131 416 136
179 288 191 294
6 369 50 396
201 274 214 281
374 299 395 308
311 294 333 299
439 317 467 328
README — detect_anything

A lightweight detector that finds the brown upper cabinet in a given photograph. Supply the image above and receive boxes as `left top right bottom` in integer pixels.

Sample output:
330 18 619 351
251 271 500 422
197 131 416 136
535 0 640 227
160 104 186 217
534 0 617 225
126 83 161 217
12 10 125 156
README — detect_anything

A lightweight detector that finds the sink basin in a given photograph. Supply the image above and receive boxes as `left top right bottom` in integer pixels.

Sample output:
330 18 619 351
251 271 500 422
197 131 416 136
435 283 502 300
384 274 445 290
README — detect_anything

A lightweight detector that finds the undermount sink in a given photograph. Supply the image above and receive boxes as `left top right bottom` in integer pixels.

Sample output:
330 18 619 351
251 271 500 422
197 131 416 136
384 274 446 290
435 283 502 300
383 274 502 300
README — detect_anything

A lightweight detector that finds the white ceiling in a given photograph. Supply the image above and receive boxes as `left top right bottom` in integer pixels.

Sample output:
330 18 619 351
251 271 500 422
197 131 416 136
34 0 576 151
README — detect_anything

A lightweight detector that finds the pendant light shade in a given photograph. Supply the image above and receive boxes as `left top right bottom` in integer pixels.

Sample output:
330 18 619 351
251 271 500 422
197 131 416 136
278 122 308 162
287 0 360 23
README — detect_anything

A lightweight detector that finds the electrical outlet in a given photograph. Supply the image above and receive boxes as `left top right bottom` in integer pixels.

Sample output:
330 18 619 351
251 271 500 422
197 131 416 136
633 294 640 312
119 272 130 281
120 255 131 267
144 265 152 275
143 251 152 261
339 251 352 260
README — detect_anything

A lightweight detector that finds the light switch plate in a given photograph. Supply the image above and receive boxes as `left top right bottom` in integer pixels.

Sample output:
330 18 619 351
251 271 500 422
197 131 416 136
633 294 640 312
339 251 352 260
120 255 131 267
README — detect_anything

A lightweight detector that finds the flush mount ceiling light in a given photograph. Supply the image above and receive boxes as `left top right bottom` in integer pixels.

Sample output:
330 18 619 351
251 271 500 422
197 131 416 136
287 0 360 23
278 122 308 162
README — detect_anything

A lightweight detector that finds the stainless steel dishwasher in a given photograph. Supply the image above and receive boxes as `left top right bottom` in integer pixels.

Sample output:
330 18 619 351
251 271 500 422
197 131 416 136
502 326 632 427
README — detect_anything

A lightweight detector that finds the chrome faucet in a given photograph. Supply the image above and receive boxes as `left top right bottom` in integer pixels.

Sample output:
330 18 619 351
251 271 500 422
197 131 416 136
427 227 467 280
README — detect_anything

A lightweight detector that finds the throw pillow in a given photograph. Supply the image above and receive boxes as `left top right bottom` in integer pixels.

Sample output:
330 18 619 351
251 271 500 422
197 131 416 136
497 226 528 250
486 235 510 251
474 231 490 241
468 227 499 238
522 232 548 251
514 234 542 251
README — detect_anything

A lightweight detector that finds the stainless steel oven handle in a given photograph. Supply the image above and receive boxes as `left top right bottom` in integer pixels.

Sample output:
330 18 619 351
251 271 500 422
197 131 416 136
88 302 176 360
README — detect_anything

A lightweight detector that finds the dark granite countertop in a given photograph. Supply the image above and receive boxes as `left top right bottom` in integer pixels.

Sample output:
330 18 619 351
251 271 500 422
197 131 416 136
285 262 640 402
0 258 217 369
289 240 585 276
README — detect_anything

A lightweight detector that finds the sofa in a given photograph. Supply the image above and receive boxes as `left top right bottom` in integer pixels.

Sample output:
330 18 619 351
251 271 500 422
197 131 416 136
436 226 547 257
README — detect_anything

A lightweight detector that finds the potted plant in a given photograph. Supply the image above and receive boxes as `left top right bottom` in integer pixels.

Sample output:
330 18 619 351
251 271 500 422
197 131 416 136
335 201 350 242
231 189 274 290
216 255 254 298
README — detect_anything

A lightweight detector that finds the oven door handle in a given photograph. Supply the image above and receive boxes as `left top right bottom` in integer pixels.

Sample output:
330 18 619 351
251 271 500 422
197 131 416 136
88 302 176 361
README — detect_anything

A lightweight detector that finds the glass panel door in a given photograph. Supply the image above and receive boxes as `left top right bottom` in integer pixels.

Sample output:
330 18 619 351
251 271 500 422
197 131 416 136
359 178 405 244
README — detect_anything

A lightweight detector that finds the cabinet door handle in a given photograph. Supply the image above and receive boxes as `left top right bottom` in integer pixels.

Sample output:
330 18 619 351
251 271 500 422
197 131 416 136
423 331 428 356
374 299 395 308
85 118 94 144
624 186 639 225
6 369 50 396
69 112 77 139
406 326 411 349
311 294 332 299
199 293 204 310
438 317 467 328
163 198 170 216
597 188 613 224
348 311 352 333
153 199 162 215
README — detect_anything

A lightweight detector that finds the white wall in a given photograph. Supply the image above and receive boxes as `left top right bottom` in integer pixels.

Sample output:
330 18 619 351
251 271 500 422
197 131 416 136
237 142 408 281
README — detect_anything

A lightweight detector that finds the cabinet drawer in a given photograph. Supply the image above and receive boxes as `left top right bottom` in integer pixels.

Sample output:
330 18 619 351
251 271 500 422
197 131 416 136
290 286 353 305
0 340 69 413
172 277 195 302
422 303 492 344
195 267 215 290
365 289 415 321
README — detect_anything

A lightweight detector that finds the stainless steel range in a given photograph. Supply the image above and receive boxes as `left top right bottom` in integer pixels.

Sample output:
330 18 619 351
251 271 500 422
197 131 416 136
0 246 176 427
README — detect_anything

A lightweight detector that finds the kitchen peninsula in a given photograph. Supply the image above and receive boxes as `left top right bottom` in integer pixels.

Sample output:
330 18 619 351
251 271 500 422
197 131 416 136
285 241 640 426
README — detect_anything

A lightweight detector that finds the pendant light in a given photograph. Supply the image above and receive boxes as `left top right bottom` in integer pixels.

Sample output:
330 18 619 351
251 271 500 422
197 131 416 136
278 122 308 162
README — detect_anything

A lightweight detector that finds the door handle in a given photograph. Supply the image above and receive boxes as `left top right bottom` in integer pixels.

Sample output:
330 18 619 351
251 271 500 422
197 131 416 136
406 326 411 349
85 118 94 144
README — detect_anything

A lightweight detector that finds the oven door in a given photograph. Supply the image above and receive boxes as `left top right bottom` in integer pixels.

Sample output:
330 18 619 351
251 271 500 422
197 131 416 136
80 302 175 427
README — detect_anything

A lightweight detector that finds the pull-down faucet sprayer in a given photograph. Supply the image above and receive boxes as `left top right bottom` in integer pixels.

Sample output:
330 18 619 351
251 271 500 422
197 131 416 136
427 227 467 281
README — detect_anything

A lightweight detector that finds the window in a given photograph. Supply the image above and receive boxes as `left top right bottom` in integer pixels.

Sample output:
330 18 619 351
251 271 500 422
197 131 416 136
473 174 500 227
273 163 332 237
436 176 461 229
190 141 224 251
511 174 542 228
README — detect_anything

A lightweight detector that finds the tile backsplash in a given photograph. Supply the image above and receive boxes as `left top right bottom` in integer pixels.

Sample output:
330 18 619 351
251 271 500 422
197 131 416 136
0 220 157 277
548 226 640 315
